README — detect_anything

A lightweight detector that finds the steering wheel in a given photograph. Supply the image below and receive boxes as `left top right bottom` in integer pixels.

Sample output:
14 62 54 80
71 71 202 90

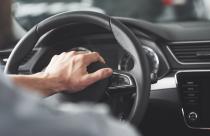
5 11 150 126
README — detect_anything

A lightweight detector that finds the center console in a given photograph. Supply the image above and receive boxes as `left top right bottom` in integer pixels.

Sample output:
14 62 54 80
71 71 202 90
176 71 210 129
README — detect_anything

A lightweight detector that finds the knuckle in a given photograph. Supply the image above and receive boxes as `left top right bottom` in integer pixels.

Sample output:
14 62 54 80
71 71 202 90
77 54 86 62
94 52 101 59
67 51 77 57
72 56 85 65
60 52 66 55
97 52 101 56
52 55 58 60
70 51 76 55
61 51 73 59
71 56 78 64
93 52 99 56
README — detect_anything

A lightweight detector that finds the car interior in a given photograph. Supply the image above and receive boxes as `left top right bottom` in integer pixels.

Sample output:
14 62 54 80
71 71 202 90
2 0 210 135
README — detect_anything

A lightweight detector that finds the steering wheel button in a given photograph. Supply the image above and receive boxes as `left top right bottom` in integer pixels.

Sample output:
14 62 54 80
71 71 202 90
119 77 130 85
108 71 135 90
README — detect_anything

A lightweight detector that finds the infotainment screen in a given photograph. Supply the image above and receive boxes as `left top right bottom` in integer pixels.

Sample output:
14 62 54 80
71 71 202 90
176 71 210 129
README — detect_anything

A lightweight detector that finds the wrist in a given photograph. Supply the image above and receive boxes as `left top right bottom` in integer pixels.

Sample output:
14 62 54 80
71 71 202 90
29 72 58 96
38 72 66 94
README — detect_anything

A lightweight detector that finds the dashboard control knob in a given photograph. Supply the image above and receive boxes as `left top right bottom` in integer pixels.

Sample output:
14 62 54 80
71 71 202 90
188 112 198 121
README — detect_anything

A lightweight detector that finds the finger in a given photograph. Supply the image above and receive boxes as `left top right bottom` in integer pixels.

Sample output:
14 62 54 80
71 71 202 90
59 52 67 55
51 55 58 61
69 51 90 55
59 50 90 57
83 52 106 66
76 50 91 54
64 51 89 59
82 68 113 86
65 51 77 57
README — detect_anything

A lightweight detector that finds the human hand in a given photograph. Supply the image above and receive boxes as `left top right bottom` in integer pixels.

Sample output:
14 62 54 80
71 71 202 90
44 51 113 93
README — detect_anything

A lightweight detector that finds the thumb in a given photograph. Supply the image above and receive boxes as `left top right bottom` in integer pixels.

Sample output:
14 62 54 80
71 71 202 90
83 68 113 87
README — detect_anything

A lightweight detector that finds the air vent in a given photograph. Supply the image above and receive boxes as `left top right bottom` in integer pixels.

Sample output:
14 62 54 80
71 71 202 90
168 43 210 63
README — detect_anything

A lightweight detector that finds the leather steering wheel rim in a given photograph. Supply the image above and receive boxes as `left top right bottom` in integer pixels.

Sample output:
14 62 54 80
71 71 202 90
5 11 150 126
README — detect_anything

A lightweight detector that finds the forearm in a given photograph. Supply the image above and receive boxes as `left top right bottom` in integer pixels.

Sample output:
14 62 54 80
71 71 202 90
8 73 57 96
7 51 112 96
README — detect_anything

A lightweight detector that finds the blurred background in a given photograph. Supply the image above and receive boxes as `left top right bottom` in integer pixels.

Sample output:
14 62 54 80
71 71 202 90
12 0 210 30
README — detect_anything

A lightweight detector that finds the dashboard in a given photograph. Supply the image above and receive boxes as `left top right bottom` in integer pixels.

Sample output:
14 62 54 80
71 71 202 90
14 23 170 81
2 17 210 136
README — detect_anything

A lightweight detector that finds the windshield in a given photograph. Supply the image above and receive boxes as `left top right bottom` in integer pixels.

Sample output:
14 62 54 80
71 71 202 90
13 0 210 30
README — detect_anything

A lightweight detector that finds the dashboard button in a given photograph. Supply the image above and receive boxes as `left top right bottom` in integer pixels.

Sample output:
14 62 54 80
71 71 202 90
186 81 195 85
186 93 196 97
188 112 198 121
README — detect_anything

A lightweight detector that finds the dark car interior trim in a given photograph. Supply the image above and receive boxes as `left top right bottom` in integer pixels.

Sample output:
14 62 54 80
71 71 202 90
1 12 210 135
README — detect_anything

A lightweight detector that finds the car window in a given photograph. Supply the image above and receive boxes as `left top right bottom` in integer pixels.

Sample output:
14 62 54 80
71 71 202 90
13 0 210 30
